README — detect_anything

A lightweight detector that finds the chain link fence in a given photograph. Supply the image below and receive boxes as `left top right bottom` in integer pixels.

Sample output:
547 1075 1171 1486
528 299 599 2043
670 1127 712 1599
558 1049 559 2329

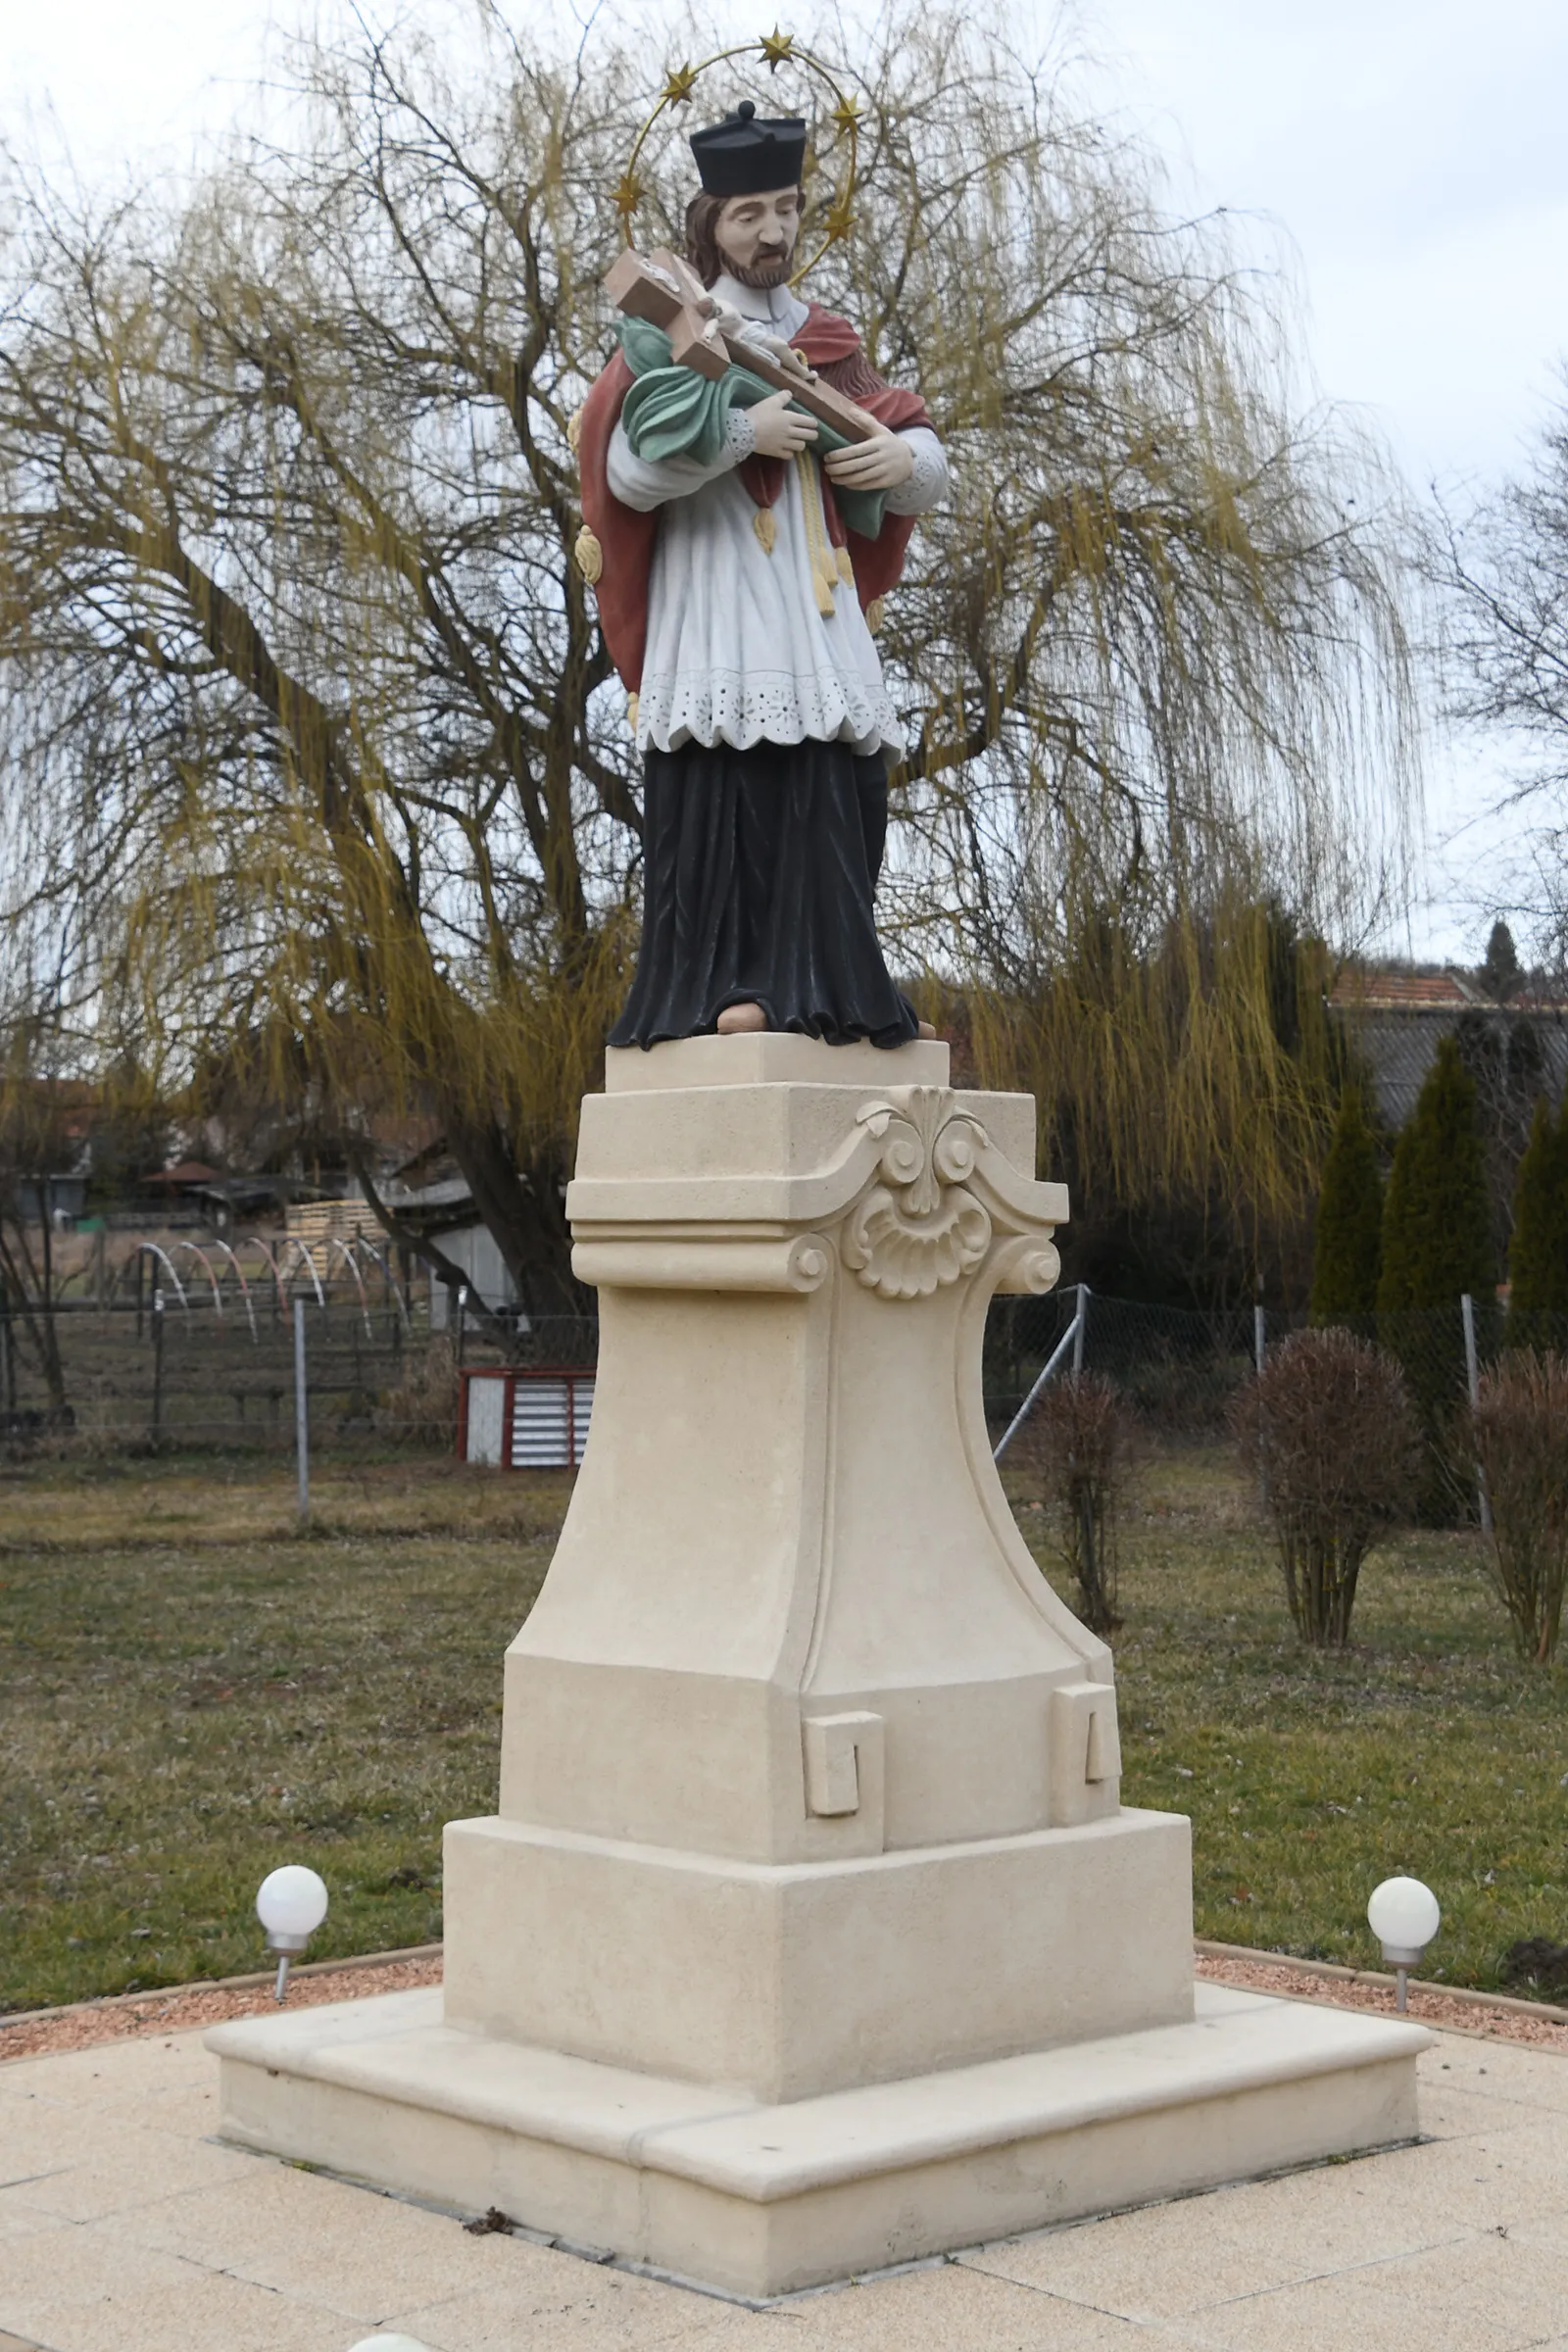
2 1268 1563 1462
0 1284 600 1457
987 1288 1568 1456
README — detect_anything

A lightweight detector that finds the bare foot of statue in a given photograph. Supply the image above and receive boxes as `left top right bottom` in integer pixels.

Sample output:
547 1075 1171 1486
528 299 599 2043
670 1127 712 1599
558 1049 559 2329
716 1002 769 1034
917 1020 938 1040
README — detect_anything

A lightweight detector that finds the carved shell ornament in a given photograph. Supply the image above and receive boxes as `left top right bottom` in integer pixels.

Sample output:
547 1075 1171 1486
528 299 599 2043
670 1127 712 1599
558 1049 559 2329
841 1090 993 1299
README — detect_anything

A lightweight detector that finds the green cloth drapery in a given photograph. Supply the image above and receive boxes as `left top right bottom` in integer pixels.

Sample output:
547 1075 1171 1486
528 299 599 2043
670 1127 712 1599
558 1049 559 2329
616 317 887 541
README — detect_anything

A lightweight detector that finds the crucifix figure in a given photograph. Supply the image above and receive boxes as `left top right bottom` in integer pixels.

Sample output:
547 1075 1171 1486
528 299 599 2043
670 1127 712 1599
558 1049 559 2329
577 101 950 1047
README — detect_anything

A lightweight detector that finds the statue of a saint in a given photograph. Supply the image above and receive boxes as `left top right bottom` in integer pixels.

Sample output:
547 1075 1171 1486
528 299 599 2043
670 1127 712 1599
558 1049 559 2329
578 102 950 1048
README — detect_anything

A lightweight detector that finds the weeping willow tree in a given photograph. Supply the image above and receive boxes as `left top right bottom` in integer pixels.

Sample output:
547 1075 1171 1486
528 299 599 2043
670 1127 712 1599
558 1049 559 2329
0 2 1416 1305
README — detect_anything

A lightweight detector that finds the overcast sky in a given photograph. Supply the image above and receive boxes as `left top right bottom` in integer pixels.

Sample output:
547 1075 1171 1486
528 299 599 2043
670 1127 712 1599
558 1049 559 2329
7 0 1566 959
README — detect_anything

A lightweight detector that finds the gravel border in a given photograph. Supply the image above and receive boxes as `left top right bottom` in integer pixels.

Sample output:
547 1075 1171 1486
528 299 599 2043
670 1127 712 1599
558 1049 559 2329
5 1937 1564 2064
0 1945 442 2061
1195 1941 1568 2053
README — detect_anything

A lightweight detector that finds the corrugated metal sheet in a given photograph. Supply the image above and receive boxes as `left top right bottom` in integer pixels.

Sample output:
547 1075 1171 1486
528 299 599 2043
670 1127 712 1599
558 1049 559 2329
511 1373 594 1467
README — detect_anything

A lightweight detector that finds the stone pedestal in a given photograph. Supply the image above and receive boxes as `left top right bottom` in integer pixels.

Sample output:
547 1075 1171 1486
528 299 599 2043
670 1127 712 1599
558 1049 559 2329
211 1036 1427 2298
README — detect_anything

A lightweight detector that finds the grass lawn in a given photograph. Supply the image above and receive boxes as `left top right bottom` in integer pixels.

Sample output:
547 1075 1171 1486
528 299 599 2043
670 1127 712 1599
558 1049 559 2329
2 1444 1564 2014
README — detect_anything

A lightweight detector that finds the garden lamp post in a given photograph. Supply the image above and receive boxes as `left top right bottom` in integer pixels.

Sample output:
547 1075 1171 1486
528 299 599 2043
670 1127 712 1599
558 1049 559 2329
256 1865 329 2003
1367 1876 1440 2013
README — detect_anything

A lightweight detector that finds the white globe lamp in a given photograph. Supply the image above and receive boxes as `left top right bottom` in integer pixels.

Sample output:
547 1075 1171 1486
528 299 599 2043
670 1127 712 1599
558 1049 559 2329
1367 1876 1440 2011
256 1865 329 2003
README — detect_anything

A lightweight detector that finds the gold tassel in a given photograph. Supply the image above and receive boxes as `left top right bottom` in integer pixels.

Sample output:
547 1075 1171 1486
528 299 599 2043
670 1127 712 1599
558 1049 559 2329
626 692 640 734
835 545 855 585
566 405 584 455
865 596 886 635
574 525 603 584
753 506 777 556
795 451 839 619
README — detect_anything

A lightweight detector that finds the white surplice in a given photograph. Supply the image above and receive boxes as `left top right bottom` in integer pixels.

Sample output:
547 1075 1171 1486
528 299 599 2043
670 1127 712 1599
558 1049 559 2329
605 271 949 758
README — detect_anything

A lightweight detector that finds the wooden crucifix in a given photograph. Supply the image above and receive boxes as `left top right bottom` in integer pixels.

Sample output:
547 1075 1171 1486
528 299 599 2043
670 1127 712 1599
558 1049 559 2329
603 246 879 444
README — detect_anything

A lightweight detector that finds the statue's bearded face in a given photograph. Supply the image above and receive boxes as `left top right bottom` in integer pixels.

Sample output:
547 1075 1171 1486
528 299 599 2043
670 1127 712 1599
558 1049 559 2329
712 186 802 288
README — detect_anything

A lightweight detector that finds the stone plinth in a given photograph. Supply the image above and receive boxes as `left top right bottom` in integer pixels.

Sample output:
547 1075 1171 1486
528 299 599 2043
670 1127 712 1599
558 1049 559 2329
210 1035 1429 2297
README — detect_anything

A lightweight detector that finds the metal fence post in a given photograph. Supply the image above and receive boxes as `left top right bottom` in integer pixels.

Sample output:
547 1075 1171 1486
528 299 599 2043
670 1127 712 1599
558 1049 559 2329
994 1284 1088 1462
294 1296 310 1524
1460 1292 1493 1535
1252 1300 1269 1511
151 1287 165 1442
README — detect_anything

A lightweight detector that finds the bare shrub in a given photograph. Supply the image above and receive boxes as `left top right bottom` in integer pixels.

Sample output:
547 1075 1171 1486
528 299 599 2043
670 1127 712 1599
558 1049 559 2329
1012 1372 1135 1634
1458 1350 1568 1664
1232 1328 1420 1646
373 1339 459 1449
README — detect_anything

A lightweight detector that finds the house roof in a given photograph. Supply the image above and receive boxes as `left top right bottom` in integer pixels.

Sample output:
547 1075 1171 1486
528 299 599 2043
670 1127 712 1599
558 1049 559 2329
1328 985 1568 1131
143 1160 223 1186
1330 971 1481 1011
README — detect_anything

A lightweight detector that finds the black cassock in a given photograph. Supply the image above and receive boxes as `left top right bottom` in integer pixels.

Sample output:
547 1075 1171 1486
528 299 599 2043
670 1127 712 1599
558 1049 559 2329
608 737 920 1050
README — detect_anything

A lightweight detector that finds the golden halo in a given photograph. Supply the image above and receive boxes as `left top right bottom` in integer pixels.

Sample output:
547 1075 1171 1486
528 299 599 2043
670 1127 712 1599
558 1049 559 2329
614 29 861 287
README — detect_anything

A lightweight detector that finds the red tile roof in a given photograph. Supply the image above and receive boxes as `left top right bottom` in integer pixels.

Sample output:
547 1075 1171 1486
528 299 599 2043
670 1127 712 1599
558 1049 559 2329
1330 972 1476 1010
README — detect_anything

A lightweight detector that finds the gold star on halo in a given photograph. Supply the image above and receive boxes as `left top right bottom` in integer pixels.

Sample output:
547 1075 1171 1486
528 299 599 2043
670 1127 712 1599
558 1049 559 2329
612 172 644 220
759 26 795 69
830 94 862 134
661 63 699 105
823 194 855 241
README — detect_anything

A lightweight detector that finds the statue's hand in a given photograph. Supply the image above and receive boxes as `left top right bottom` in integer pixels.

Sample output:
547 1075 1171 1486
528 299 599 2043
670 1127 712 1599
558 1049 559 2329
756 333 815 382
823 423 914 493
748 390 818 461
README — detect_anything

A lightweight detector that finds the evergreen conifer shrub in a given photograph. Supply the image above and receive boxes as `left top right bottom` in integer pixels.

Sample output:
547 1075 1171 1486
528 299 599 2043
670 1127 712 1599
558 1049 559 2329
1509 1095 1568 1319
1309 1085 1383 1322
1377 1034 1494 1509
1378 1036 1494 1312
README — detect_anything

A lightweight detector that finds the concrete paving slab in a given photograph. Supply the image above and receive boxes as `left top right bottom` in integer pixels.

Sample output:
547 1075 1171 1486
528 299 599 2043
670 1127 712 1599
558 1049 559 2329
1175 2263 1545 2352
0 2036 214 2105
2 2022 1565 2352
1425 2040 1568 2114
387 2257 761 2350
959 2184 1464 2320
1361 2230 1568 2339
16 2266 366 2352
122 2166 564 2327
7 2132 260 2222
0 2090 143 2176
771 2264 1161 2347
0 2219 200 2343
0 2190 73 2243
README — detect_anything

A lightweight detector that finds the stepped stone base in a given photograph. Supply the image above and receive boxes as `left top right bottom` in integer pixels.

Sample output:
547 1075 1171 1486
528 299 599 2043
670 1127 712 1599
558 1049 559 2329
210 1036 1431 2294
210 1982 1429 2302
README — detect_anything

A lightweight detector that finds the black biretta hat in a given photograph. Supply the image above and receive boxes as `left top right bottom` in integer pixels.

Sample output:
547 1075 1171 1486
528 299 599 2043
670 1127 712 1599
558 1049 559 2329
689 101 807 197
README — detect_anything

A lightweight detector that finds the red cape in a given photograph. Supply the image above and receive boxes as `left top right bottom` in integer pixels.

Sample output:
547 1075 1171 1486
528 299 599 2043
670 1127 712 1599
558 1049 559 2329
577 303 933 695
